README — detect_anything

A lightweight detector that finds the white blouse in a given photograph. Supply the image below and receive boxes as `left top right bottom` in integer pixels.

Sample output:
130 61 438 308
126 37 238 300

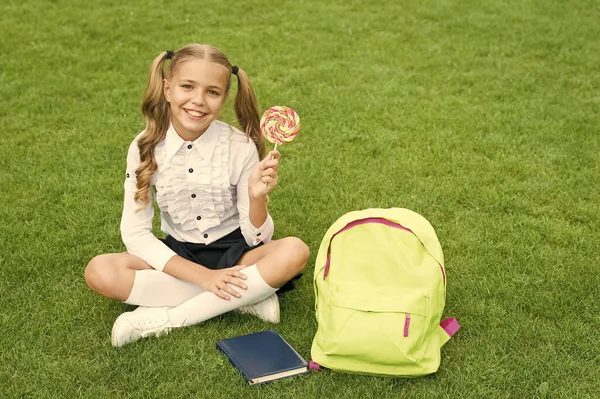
120 120 274 271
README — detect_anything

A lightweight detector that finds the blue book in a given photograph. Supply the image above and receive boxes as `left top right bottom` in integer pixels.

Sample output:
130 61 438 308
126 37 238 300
216 330 308 385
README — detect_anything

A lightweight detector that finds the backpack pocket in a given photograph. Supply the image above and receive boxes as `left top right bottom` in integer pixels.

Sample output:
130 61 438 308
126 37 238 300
319 281 430 365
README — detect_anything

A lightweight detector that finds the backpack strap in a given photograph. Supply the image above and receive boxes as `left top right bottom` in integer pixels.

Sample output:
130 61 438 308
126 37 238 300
436 318 460 346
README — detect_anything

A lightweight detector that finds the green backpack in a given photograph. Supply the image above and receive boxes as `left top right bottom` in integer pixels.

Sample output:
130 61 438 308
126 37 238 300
310 208 459 377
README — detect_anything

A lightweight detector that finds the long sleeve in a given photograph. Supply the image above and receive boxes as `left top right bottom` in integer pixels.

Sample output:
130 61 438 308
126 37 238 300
236 147 274 246
120 138 177 271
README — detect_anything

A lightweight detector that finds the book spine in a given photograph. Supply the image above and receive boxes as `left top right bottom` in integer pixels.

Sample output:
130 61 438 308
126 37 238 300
216 343 251 380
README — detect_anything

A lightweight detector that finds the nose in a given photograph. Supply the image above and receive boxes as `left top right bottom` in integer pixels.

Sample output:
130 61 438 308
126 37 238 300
192 91 205 106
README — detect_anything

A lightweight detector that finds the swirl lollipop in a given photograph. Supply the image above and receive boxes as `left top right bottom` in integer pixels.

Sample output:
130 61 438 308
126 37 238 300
260 106 301 152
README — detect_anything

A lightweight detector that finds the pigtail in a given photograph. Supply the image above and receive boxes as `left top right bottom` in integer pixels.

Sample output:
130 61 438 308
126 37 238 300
233 69 266 160
134 51 172 209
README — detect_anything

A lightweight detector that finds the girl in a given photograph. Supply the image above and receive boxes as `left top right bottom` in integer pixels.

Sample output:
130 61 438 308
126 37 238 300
84 44 309 347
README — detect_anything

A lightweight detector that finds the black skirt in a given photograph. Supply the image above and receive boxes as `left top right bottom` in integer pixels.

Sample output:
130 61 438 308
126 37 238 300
160 228 300 293
160 228 260 270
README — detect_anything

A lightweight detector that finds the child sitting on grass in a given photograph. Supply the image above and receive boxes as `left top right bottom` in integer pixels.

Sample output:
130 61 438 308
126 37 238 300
84 43 309 347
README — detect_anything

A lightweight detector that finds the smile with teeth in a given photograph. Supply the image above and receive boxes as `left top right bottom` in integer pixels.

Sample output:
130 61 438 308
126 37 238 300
184 109 206 118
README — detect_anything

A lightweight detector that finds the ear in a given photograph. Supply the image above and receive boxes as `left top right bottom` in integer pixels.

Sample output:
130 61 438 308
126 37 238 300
163 79 171 103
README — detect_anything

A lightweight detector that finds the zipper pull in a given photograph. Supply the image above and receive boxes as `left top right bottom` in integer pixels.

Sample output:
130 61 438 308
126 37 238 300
404 313 411 337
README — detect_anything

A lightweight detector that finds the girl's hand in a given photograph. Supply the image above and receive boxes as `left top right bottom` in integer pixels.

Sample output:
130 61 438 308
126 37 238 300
248 150 280 199
201 265 248 300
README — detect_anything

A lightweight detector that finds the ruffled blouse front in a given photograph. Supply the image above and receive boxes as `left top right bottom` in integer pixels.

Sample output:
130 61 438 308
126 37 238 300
154 125 233 232
120 121 274 271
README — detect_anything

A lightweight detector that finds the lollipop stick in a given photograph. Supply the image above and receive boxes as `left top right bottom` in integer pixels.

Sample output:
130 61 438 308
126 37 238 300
265 143 279 186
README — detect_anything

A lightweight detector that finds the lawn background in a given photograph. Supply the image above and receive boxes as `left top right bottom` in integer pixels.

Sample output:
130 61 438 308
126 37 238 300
1 0 599 398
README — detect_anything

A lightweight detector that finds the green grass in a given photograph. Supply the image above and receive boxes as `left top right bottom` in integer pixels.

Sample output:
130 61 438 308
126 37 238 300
1 0 599 397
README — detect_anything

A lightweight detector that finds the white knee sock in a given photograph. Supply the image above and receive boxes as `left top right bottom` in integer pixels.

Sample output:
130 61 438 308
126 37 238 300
124 270 204 307
167 264 276 327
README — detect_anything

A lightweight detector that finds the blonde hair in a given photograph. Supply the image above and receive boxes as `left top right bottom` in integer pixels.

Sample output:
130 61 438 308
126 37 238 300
134 44 265 208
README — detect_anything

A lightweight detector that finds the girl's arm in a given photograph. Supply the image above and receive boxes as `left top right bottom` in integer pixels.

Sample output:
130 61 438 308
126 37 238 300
120 137 177 271
236 149 279 245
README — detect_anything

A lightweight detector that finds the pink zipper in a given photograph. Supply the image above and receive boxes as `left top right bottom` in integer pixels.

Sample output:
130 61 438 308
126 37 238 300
404 313 411 337
323 217 446 285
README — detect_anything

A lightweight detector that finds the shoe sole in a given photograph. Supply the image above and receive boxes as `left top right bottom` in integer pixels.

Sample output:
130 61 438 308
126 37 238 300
269 294 281 324
111 313 129 347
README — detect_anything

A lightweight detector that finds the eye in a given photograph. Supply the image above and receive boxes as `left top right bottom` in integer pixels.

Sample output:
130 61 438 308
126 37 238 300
208 90 220 96
181 84 193 89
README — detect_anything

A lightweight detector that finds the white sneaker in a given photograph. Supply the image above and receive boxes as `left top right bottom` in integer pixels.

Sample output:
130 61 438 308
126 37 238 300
236 293 280 324
111 306 174 347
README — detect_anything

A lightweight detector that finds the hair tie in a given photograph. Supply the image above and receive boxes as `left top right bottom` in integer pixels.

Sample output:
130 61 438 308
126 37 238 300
231 65 239 75
165 50 174 60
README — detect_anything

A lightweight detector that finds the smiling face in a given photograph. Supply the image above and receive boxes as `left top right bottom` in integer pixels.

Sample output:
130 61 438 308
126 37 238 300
163 58 231 141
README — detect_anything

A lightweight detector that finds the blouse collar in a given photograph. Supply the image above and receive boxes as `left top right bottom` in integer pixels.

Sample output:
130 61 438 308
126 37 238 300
164 122 219 160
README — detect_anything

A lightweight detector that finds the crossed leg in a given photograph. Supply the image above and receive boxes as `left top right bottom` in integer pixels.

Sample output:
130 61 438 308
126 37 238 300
84 237 310 307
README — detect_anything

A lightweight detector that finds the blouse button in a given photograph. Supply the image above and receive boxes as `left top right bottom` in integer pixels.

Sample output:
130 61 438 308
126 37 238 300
196 216 201 220
187 144 192 149
203 233 208 238
191 194 196 198
188 168 194 173
257 233 261 236
126 173 130 178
